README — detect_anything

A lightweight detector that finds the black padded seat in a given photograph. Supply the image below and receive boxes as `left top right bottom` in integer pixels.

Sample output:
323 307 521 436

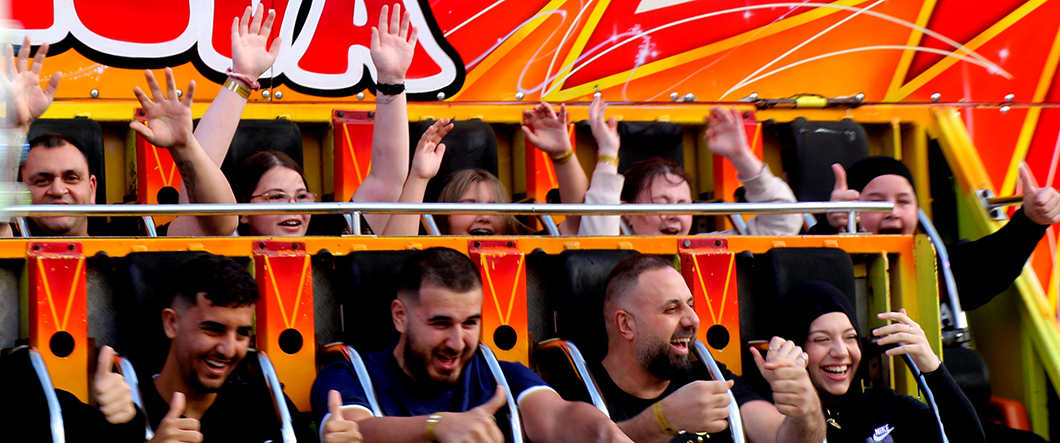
576 121 685 175
327 250 417 354
529 249 640 364
212 119 304 191
770 117 869 203
409 119 498 204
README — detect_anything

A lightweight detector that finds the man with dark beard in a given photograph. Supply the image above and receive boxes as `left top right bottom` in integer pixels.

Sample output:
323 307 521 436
595 255 825 443
311 247 632 443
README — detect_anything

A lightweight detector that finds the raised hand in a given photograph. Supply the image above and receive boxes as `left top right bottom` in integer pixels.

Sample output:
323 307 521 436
2 36 62 133
522 102 572 156
656 379 733 434
410 118 453 181
704 106 750 159
751 337 820 420
588 95 619 157
873 308 940 373
432 386 507 443
231 4 282 82
93 346 136 424
371 4 419 85
130 68 195 150
1019 164 1060 225
827 163 861 230
149 392 202 443
323 390 363 443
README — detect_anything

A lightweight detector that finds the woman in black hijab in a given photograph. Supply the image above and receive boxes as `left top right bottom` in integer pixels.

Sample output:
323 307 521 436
772 281 985 443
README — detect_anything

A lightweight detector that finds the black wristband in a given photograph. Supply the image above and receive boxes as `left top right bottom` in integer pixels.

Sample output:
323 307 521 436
376 82 405 96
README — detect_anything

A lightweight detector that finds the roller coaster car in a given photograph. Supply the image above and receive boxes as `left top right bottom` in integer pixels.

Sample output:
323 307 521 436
528 249 747 443
107 251 298 443
320 249 527 443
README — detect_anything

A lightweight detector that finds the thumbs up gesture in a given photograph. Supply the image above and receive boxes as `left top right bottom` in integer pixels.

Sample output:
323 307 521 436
1019 164 1060 225
432 386 507 443
323 390 363 443
149 392 202 443
826 163 861 230
93 346 136 424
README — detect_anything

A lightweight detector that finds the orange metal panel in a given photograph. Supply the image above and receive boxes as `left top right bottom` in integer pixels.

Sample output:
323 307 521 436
253 240 316 413
678 238 742 375
333 110 375 202
27 241 89 401
525 124 576 202
469 239 529 366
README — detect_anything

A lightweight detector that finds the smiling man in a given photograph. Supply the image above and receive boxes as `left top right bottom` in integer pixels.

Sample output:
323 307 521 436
311 247 631 443
123 253 328 443
595 254 825 443
19 134 97 236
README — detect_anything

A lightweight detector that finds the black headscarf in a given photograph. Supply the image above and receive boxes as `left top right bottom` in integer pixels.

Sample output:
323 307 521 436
846 156 915 194
777 281 860 348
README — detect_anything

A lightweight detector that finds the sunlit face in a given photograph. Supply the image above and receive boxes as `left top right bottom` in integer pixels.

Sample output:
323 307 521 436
163 294 254 394
22 143 97 236
858 174 918 235
804 312 862 399
624 173 693 236
629 267 698 379
241 166 312 236
394 285 482 386
447 181 502 235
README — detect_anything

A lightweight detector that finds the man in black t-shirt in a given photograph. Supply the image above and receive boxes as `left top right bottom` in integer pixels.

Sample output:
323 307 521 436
596 255 826 443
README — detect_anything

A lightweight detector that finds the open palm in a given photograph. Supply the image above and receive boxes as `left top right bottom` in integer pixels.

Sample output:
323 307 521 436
130 68 195 150
411 119 453 180
522 103 571 155
231 4 281 81
371 4 419 84
3 38 61 131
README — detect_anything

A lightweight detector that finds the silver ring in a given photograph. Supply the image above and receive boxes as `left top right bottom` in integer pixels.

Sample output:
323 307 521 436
768 346 777 352
908 324 913 333
797 353 808 363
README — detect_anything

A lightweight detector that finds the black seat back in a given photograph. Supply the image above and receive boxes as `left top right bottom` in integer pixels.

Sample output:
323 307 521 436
773 118 869 202
409 119 499 204
328 250 417 354
216 119 304 190
532 250 639 364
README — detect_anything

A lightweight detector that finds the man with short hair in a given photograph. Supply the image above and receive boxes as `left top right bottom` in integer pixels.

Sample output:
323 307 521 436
595 254 825 443
311 247 631 443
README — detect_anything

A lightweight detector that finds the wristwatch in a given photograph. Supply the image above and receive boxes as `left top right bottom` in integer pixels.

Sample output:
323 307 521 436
377 82 405 96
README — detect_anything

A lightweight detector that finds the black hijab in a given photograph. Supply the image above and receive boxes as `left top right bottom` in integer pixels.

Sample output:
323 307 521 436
777 281 860 349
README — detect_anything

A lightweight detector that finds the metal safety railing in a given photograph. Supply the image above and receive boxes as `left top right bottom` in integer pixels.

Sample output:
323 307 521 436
1 201 893 236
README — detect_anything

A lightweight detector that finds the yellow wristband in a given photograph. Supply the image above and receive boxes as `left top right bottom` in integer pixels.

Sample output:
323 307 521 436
425 412 445 441
223 78 252 100
551 149 575 165
652 402 679 436
597 154 619 167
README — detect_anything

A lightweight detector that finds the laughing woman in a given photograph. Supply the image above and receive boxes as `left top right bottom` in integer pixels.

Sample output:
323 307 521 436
771 281 985 443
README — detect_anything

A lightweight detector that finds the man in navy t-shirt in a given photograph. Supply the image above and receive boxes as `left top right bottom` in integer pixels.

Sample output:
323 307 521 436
595 255 826 443
312 247 631 443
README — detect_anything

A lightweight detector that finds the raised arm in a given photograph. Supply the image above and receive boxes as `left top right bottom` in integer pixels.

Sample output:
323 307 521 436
353 4 419 231
192 4 280 166
519 389 632 443
705 106 801 235
382 118 452 236
522 102 588 234
131 68 238 236
579 95 624 236
1 37 62 237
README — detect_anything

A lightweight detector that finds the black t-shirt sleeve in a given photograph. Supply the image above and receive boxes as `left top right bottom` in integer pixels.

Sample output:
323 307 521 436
949 207 1047 311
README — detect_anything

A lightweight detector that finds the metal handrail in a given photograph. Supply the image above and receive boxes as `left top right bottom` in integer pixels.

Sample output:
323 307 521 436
692 341 746 443
116 355 154 441
0 201 893 217
27 347 65 443
479 344 523 443
257 352 296 443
